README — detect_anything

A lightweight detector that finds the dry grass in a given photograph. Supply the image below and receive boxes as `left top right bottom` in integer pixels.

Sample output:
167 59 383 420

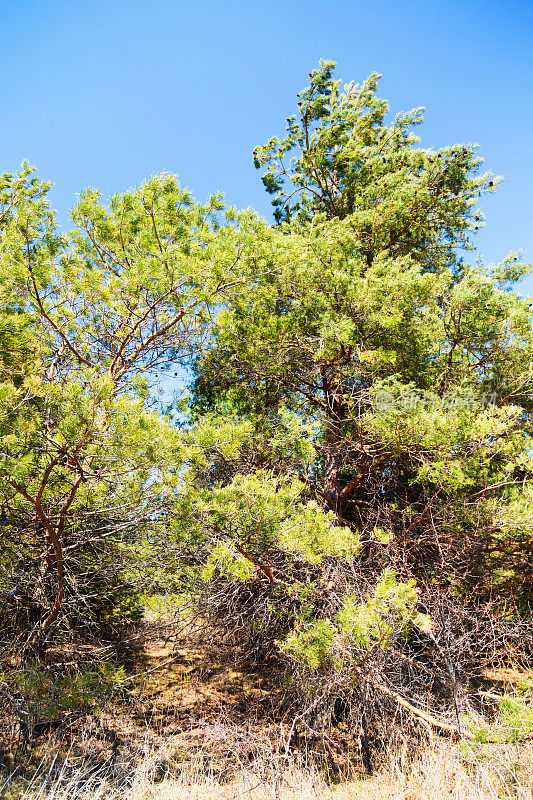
2 738 532 800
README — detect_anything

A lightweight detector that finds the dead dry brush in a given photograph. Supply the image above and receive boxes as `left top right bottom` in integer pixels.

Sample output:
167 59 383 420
176 549 533 773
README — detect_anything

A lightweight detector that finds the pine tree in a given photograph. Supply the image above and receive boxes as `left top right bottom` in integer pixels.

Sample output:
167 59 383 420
192 62 533 603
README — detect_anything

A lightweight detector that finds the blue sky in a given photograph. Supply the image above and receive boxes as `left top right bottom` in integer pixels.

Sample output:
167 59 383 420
1 0 532 292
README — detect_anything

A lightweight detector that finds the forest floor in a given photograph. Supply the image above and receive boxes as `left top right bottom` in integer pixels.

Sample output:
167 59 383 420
89 605 287 764
2 607 533 799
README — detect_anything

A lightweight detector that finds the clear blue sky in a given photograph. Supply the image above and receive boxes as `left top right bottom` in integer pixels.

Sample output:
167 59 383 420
2 0 532 292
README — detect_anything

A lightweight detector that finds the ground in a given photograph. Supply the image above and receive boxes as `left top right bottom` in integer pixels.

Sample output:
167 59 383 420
2 606 533 798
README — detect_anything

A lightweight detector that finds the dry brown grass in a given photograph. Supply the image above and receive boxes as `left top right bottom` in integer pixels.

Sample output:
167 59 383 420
2 738 532 800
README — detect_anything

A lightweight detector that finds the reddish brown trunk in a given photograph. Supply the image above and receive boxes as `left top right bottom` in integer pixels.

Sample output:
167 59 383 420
321 367 346 515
